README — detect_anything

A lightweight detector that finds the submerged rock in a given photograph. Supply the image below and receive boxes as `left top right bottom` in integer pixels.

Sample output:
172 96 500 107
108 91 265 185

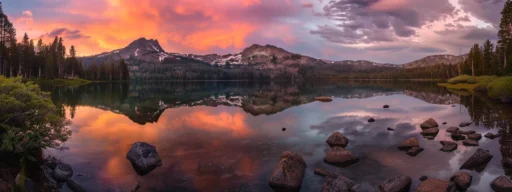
450 171 472 191
383 105 390 109
424 136 435 140
491 176 512 192
398 137 419 150
420 118 439 130
126 142 162 176
503 157 512 168
419 176 428 181
315 96 333 102
415 179 456 192
368 118 375 123
378 175 412 192
451 131 466 141
468 133 482 141
459 122 472 127
484 132 500 139
387 127 395 131
463 139 479 146
406 147 424 157
53 163 73 182
460 148 493 173
420 128 439 136
326 132 349 148
324 147 359 167
268 151 307 192
440 141 458 152
321 175 360 192
446 127 459 133
459 130 476 135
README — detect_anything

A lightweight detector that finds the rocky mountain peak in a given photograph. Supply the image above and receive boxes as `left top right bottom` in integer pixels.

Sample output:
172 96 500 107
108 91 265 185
127 37 165 53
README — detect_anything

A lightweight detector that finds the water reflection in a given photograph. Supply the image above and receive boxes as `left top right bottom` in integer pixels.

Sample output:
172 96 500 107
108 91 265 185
41 81 512 192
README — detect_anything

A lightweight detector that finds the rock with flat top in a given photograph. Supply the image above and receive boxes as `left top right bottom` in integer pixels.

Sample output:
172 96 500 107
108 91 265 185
451 131 466 141
406 147 424 157
450 171 472 190
378 175 412 192
463 139 479 146
420 118 439 130
460 130 476 135
468 133 482 141
415 179 456 192
446 127 459 133
459 122 472 127
460 148 493 173
440 141 458 152
326 132 349 148
268 151 307 192
484 132 500 139
314 168 334 177
315 96 333 102
324 147 359 167
490 176 512 192
420 128 439 136
398 137 419 150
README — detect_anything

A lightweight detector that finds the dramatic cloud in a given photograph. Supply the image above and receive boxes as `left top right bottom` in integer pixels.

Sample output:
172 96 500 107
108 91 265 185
45 28 91 40
311 0 456 44
5 0 505 63
458 0 506 27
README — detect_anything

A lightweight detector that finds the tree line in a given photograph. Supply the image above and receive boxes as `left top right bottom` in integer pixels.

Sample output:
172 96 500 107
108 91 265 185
0 6 128 81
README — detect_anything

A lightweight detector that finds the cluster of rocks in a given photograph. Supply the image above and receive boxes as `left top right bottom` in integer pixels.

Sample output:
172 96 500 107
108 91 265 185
398 137 424 156
324 132 359 167
40 156 86 192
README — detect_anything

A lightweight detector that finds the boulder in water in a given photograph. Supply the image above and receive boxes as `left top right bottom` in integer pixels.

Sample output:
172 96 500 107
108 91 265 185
451 131 466 141
491 176 512 192
420 118 439 130
398 137 419 150
459 130 476 135
315 96 333 102
326 132 349 148
67 179 86 192
415 179 456 192
383 105 390 109
462 139 479 146
126 142 162 176
387 127 395 131
324 147 359 167
321 175 360 192
420 128 439 136
378 175 412 192
460 148 493 173
368 118 375 123
419 176 428 181
468 133 482 141
450 171 472 191
440 141 458 152
459 122 472 127
446 127 459 133
406 147 424 157
314 168 334 177
484 132 500 139
268 151 307 192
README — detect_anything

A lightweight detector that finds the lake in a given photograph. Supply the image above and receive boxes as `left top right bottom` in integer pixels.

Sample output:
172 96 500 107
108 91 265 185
41 81 512 192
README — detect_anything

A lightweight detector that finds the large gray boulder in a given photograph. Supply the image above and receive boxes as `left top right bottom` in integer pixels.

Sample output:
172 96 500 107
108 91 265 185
378 175 412 192
321 175 360 192
491 176 512 192
326 132 349 148
420 118 439 130
450 171 472 191
53 163 73 182
324 147 359 167
398 137 419 150
126 142 162 176
268 151 307 192
415 179 456 192
460 148 493 173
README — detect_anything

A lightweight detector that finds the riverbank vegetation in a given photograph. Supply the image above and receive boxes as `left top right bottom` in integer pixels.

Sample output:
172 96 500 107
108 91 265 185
0 76 71 189
439 75 512 102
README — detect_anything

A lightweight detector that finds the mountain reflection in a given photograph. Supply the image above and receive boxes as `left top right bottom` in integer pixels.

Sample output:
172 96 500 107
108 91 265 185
41 81 512 191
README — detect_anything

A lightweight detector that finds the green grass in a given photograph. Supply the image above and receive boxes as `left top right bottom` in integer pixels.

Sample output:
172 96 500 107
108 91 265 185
29 78 92 86
487 77 512 102
438 83 478 91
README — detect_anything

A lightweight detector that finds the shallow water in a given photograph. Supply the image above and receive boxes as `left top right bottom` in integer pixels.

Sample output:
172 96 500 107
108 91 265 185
42 81 512 192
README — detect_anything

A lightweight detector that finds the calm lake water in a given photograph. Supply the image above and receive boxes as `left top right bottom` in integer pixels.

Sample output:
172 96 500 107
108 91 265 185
41 81 512 192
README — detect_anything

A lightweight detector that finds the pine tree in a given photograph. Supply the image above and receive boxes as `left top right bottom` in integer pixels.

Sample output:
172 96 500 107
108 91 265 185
69 45 76 78
36 39 44 78
497 0 512 72
482 39 495 75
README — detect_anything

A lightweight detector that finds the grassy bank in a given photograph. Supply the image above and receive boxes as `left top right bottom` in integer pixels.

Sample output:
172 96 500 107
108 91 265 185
28 78 92 86
438 75 512 102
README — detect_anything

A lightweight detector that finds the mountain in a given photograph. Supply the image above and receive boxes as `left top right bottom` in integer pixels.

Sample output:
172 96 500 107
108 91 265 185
402 54 465 68
79 38 466 80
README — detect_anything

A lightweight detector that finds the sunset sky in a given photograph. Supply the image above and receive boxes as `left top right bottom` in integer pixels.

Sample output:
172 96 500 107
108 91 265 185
5 0 504 64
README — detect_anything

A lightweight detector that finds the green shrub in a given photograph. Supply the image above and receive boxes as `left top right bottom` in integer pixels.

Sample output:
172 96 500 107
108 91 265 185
487 77 512 102
0 76 71 155
447 75 476 84
467 76 499 84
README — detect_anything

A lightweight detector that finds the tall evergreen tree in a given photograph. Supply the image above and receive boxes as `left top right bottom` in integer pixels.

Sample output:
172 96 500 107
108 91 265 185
497 0 512 73
482 39 495 75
